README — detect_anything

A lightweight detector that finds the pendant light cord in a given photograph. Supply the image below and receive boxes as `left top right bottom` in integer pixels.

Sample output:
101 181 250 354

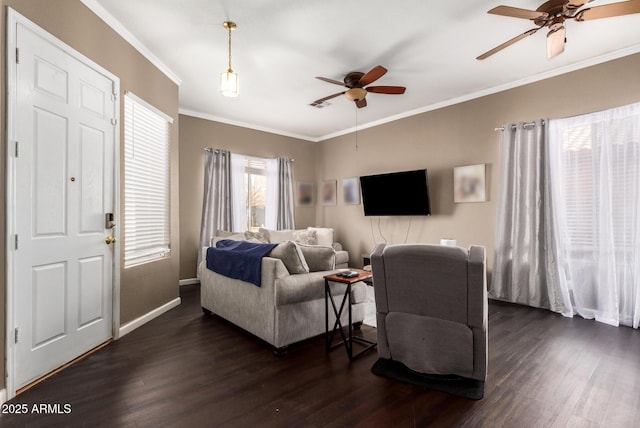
355 106 359 152
227 25 233 72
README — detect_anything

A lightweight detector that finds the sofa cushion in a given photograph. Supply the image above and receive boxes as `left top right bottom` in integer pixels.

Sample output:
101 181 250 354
293 229 317 245
307 227 334 247
298 244 335 272
275 274 367 306
269 241 309 274
335 250 349 267
259 228 295 243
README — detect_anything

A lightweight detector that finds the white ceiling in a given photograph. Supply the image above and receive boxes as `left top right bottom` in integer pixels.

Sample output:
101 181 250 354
85 0 640 141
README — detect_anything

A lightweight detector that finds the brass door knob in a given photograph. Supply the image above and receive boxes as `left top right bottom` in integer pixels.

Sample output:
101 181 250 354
105 236 116 245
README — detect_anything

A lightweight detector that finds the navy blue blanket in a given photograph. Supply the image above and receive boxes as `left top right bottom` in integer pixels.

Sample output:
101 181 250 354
206 240 278 286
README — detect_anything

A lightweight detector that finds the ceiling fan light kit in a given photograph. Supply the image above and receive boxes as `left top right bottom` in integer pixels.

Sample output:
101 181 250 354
546 25 566 58
477 0 640 60
220 21 239 97
345 88 367 101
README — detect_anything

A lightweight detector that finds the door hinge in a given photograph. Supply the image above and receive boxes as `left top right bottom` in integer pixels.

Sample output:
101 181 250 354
111 118 117 125
15 141 19 158
16 47 19 64
15 327 19 344
14 234 19 250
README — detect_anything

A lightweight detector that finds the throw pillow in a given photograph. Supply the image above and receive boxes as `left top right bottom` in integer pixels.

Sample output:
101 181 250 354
307 227 334 247
293 229 317 245
269 241 309 274
298 244 336 272
245 230 268 243
259 228 295 243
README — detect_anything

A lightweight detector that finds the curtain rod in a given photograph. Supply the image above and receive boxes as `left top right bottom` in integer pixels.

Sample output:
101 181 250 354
203 147 294 161
494 120 545 131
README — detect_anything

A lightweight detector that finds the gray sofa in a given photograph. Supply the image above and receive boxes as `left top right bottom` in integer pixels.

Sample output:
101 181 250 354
199 229 364 352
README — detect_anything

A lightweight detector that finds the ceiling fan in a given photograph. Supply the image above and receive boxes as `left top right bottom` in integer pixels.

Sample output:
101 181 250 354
312 65 406 109
477 0 640 60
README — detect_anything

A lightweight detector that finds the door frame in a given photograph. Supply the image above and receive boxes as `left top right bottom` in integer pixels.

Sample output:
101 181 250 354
5 8 121 399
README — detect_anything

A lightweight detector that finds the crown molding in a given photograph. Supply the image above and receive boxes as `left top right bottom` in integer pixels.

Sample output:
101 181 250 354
179 109 319 142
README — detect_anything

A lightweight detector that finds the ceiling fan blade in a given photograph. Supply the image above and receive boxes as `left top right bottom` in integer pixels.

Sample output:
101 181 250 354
488 5 548 20
476 27 541 60
359 65 387 86
315 76 347 87
564 1 591 12
312 91 345 104
575 0 640 21
356 98 367 108
367 86 406 94
547 26 566 59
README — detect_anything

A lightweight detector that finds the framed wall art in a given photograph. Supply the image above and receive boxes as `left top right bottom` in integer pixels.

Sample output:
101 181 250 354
296 182 314 206
321 180 337 206
454 164 486 203
342 178 360 205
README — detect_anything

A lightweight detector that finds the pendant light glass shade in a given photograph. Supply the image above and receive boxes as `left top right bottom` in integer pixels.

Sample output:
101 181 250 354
220 69 239 97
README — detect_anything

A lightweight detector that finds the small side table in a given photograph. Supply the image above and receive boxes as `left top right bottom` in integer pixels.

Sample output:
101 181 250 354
324 269 377 360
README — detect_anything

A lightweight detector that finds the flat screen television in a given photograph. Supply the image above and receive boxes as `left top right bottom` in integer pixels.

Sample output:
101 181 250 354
359 169 431 216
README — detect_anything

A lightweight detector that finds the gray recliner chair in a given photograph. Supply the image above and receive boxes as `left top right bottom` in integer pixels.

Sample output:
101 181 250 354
370 243 488 399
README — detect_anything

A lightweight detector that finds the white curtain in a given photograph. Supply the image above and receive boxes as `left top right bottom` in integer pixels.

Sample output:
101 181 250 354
490 120 571 314
264 158 278 229
198 149 232 270
231 153 247 232
277 158 296 230
548 102 640 328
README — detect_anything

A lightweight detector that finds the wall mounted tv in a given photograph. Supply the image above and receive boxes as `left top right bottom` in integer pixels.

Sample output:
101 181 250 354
359 169 431 216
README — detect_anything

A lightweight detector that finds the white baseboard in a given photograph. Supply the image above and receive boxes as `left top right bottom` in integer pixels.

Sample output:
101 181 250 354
179 278 200 286
118 297 181 338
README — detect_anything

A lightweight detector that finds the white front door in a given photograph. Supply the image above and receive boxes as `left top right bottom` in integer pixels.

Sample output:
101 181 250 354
8 13 118 391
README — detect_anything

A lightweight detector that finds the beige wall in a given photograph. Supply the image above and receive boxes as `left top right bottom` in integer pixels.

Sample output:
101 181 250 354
178 114 318 279
1 0 180 391
317 53 640 270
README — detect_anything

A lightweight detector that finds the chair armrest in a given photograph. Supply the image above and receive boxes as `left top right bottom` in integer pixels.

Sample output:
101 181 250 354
467 245 487 329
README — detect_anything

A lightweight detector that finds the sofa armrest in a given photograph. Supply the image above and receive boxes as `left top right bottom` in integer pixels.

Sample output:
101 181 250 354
332 242 343 251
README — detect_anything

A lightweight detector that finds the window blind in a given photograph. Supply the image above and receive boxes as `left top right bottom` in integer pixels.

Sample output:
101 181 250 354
124 93 171 267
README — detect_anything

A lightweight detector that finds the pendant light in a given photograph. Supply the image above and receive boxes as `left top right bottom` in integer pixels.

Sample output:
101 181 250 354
220 21 238 97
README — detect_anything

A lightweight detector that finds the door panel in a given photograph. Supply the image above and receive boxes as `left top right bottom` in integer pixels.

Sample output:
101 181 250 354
78 256 105 327
33 108 68 237
79 125 106 234
34 56 68 101
32 262 67 348
12 19 117 390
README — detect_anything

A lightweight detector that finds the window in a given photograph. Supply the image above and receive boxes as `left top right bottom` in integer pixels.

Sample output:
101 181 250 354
231 155 278 232
123 92 172 267
243 158 267 231
558 120 640 250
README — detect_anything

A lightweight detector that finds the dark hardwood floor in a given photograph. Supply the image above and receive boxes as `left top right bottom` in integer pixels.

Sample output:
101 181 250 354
2 284 639 427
